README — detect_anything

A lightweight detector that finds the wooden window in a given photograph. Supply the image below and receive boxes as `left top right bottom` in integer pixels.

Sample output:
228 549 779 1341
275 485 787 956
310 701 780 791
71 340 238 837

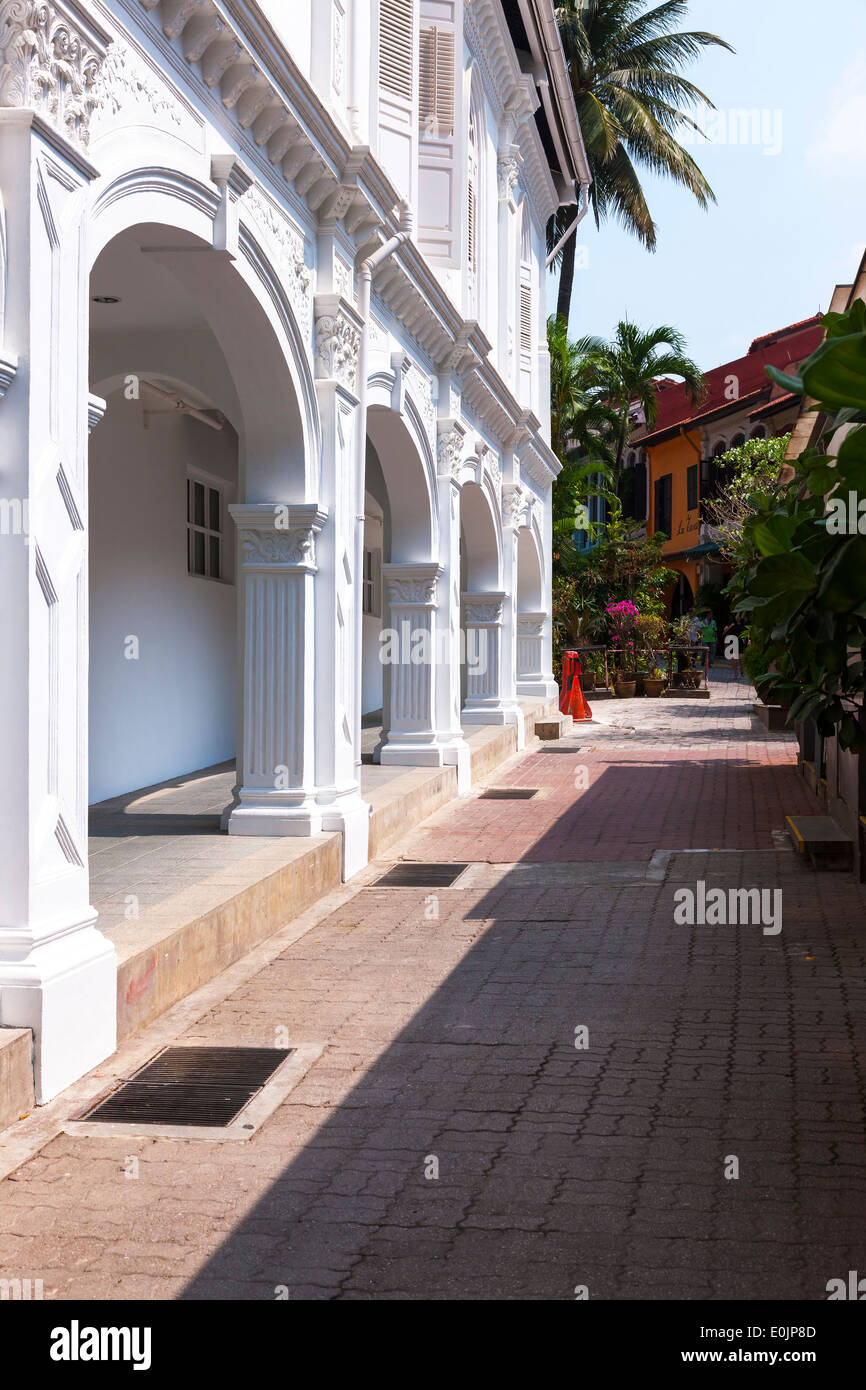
653 473 672 538
362 547 382 617
687 463 698 511
187 476 222 580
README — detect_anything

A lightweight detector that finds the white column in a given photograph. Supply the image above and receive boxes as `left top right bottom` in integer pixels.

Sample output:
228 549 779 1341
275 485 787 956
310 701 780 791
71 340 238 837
226 504 326 836
461 592 508 722
379 562 444 765
0 101 116 1100
516 611 547 692
434 420 471 789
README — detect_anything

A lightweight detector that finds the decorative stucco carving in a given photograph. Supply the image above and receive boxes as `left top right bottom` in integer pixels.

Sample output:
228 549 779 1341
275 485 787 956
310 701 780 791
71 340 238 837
497 144 522 202
517 613 545 638
314 296 361 389
240 526 318 567
245 186 311 334
464 597 504 625
0 1 109 147
437 420 465 478
406 359 435 443
386 574 438 606
90 41 185 138
502 482 528 528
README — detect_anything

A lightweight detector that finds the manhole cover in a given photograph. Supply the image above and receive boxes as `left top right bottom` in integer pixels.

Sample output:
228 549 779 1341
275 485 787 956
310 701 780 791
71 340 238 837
372 862 469 888
479 788 538 800
82 1047 293 1127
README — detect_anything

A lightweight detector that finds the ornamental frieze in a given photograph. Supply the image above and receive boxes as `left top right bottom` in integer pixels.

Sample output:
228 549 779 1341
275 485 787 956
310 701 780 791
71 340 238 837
314 293 361 390
240 527 318 567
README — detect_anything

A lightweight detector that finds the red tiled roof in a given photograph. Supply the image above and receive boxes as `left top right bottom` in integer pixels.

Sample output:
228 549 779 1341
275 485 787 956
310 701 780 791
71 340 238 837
640 316 824 440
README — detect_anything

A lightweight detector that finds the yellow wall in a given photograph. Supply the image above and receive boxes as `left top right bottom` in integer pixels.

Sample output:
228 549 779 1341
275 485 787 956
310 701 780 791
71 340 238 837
648 430 703 557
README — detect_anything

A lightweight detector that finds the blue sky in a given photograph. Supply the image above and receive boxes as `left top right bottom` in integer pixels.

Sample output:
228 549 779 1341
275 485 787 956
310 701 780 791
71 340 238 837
546 0 866 370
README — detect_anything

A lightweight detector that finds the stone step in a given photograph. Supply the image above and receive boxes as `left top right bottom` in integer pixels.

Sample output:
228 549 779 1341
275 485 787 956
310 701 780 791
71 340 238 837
0 1028 35 1131
753 702 788 730
786 815 854 869
535 713 574 740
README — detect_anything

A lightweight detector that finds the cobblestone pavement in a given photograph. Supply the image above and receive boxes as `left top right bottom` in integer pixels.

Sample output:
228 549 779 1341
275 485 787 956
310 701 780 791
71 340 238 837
1 669 865 1300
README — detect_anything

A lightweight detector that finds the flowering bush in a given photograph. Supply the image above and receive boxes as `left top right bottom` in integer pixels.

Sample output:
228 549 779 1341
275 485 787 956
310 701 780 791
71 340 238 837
606 599 639 670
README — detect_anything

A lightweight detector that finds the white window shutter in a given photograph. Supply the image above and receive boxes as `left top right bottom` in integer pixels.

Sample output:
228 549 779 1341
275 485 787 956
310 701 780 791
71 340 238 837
417 2 459 266
378 0 417 199
519 282 532 358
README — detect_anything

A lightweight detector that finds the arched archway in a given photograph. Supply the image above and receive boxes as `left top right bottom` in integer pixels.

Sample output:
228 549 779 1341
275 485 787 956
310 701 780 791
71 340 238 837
515 524 547 695
362 389 440 766
87 209 320 838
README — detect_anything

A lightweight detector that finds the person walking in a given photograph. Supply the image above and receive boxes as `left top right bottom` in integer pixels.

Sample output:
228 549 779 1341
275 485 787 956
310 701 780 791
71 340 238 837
723 616 745 679
701 611 718 666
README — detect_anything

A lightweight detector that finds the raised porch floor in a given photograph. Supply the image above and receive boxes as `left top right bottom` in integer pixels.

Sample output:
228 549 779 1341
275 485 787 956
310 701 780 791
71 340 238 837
88 701 558 1043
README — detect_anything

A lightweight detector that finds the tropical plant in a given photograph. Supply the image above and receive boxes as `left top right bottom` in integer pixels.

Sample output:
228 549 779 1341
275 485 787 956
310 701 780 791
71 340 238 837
550 0 733 321
548 316 619 546
727 299 866 750
702 434 792 557
594 319 705 482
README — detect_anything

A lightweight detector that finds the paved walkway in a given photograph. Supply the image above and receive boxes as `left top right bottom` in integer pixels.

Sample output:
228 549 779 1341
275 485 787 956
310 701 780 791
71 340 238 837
2 669 865 1300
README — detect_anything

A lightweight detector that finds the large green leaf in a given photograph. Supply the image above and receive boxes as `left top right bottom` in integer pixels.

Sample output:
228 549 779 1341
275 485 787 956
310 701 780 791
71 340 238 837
816 535 866 610
801 334 866 412
748 552 815 597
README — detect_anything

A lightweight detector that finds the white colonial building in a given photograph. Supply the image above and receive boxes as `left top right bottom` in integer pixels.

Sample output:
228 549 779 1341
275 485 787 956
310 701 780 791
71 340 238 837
0 0 589 1099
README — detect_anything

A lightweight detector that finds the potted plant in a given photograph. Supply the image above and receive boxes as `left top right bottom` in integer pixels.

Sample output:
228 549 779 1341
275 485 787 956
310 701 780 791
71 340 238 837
643 667 667 697
606 599 640 688
681 667 703 689
614 675 637 697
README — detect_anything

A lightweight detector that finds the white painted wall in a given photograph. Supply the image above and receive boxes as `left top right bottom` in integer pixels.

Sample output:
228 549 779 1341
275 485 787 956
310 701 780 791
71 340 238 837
88 391 238 803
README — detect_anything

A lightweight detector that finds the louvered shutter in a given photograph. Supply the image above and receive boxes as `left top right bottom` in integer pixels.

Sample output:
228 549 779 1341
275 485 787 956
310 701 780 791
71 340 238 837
378 0 416 199
417 2 459 265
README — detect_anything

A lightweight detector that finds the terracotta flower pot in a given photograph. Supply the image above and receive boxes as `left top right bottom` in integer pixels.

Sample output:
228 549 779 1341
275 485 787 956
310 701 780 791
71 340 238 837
643 677 666 698
579 672 595 691
614 679 637 698
681 669 702 690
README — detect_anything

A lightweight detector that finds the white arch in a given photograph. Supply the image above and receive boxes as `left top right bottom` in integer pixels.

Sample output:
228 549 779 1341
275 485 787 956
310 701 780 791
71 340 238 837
366 373 438 562
88 166 319 504
459 475 502 591
516 523 544 611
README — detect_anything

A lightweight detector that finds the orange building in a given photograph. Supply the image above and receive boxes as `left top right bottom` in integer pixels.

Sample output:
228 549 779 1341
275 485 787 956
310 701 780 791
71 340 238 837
624 317 824 617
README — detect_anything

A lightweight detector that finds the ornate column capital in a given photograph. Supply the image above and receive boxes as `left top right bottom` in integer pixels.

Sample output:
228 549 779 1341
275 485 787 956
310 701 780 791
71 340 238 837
497 144 522 203
382 561 442 608
0 1 111 148
314 293 362 391
229 503 328 570
462 592 506 626
502 482 530 530
437 418 466 480
517 611 546 638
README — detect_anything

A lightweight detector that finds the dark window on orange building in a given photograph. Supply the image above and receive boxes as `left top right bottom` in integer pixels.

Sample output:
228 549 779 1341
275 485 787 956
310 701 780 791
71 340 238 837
686 464 698 511
654 473 672 538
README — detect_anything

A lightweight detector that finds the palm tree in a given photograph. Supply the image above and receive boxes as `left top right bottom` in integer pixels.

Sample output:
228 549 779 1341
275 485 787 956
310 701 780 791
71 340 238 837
547 316 619 546
594 318 705 486
552 0 733 322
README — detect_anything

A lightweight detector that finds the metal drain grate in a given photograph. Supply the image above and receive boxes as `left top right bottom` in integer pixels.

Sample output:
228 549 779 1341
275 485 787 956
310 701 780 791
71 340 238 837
479 787 538 800
372 862 469 888
83 1047 293 1127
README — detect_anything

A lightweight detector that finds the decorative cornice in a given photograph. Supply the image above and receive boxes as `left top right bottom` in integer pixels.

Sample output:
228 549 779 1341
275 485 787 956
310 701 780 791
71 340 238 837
0 0 112 148
314 293 361 389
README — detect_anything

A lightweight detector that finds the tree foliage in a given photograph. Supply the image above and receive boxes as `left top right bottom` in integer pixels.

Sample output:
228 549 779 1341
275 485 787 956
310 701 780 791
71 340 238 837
727 300 866 750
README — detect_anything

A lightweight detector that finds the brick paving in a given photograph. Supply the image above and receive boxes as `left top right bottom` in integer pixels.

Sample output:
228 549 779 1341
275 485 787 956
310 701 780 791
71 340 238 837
1 669 865 1300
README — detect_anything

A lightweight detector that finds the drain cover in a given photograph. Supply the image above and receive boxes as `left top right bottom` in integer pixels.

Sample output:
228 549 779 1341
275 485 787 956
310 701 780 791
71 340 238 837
373 862 468 888
479 788 538 800
83 1047 293 1127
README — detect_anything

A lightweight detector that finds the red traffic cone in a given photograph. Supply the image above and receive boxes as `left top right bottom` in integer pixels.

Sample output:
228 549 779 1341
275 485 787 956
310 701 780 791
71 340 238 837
559 651 592 720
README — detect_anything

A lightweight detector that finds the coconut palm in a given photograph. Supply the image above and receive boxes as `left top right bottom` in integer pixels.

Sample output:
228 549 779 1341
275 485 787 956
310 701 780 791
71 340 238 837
551 0 733 322
595 318 705 483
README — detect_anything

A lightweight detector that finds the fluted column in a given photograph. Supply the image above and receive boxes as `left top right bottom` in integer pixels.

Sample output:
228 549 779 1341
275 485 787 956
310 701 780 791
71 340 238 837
379 562 444 765
516 611 546 690
226 504 326 835
461 592 508 723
